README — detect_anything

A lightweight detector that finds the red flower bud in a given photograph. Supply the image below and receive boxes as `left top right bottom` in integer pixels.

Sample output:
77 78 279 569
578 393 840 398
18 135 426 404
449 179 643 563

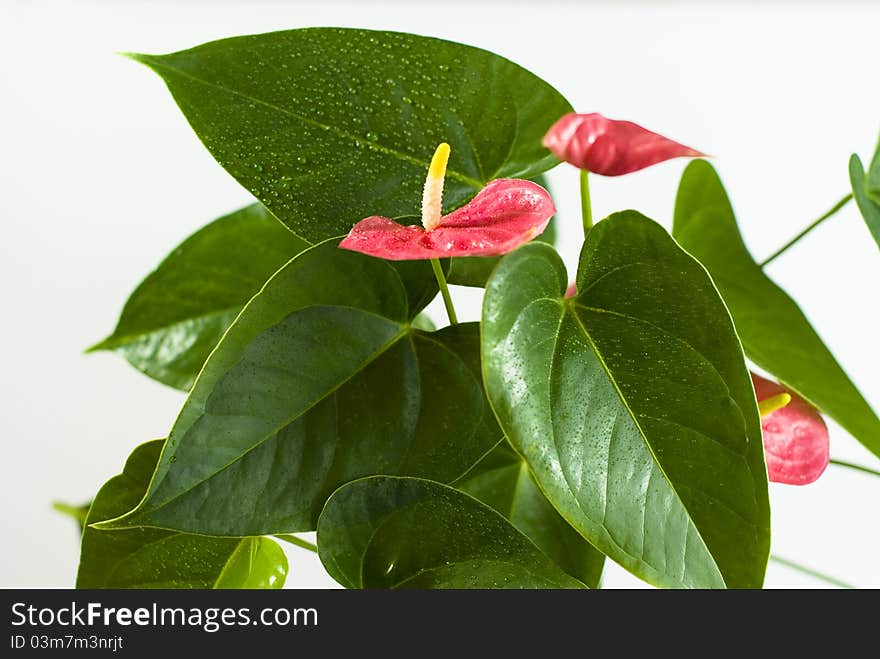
543 112 704 176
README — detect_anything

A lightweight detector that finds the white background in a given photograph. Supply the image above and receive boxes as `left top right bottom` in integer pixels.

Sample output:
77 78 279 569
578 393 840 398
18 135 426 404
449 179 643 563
3 0 879 589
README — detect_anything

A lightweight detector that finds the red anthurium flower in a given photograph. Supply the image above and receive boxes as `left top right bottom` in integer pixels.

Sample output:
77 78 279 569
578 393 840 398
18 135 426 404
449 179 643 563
339 143 555 260
542 113 705 176
752 373 830 485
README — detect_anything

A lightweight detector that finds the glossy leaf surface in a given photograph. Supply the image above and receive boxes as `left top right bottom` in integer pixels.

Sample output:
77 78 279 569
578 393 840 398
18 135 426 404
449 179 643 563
102 243 498 535
675 160 880 458
482 213 770 588
456 443 605 588
90 204 308 390
317 476 585 589
78 440 287 589
130 28 571 243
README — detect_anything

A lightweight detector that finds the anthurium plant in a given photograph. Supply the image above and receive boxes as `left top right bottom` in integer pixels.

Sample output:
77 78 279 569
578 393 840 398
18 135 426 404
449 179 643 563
64 28 880 589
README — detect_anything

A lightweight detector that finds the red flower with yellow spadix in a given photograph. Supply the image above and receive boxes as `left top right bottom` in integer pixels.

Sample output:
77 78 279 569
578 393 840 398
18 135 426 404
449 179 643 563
752 373 830 485
542 113 705 176
339 143 555 260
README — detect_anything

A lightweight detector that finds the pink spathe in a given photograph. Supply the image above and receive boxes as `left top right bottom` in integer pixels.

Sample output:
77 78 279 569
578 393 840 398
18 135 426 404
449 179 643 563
339 179 555 260
542 112 705 176
752 373 830 485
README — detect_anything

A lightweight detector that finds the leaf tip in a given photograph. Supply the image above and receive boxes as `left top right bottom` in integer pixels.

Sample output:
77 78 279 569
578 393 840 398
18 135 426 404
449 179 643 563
849 152 864 172
685 156 714 173
84 338 111 354
118 51 157 68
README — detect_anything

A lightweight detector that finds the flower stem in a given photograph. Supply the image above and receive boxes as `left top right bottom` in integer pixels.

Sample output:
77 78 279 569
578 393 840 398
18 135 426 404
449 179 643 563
770 554 855 589
759 193 853 267
430 258 458 325
580 169 593 237
829 458 880 478
274 534 317 553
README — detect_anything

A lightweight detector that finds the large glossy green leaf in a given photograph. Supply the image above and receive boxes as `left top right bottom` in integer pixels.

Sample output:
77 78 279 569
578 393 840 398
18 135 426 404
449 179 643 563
482 213 770 589
128 28 571 243
456 443 605 588
850 150 880 250
446 174 558 288
100 242 498 536
78 440 287 589
675 160 880 458
317 476 585 589
89 204 309 391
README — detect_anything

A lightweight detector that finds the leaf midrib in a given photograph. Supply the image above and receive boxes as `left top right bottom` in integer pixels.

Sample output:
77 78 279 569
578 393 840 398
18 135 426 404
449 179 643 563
576 303 737 410
563 303 725 587
534 302 644 570
94 306 242 351
213 537 255 588
100 530 197 587
394 330 489 474
140 56 485 189
136 314 411 521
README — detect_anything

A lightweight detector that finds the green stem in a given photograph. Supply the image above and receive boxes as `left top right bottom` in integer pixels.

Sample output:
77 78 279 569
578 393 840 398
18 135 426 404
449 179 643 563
829 458 880 478
580 169 593 237
430 258 458 325
760 193 853 267
274 534 318 554
770 554 855 589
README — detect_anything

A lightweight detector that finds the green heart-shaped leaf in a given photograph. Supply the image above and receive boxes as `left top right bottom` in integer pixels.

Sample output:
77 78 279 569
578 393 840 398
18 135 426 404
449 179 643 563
129 28 572 243
675 160 880 458
78 440 287 588
100 242 498 536
456 443 605 588
317 476 586 589
850 151 880 250
89 204 309 391
482 212 770 589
